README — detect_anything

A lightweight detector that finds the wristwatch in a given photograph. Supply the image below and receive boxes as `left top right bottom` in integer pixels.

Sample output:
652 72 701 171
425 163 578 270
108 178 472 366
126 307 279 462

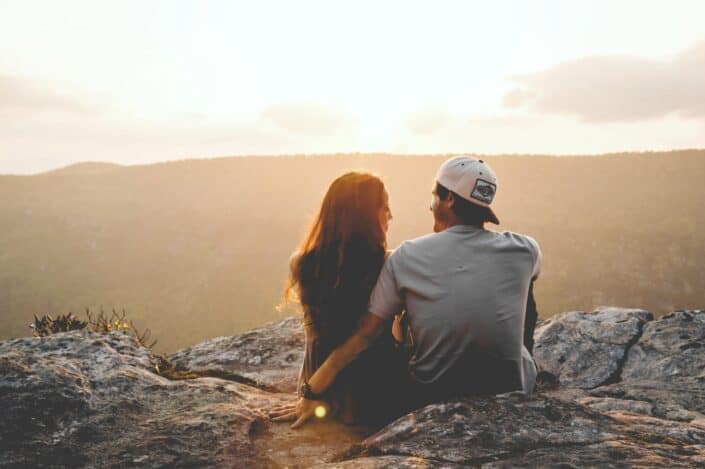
299 380 322 400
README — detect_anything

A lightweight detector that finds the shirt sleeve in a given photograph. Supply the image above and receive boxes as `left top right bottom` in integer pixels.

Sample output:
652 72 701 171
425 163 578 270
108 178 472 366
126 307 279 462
526 235 542 281
367 249 404 321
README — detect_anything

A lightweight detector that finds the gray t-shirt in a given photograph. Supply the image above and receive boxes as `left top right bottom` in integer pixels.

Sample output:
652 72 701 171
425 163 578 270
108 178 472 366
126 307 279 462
368 224 541 393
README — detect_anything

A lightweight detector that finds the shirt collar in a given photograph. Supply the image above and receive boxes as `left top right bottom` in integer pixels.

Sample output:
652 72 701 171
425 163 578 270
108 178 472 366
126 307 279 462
445 224 485 233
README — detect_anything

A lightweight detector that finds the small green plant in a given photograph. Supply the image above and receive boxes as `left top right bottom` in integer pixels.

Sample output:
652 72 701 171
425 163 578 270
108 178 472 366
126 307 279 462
30 312 88 336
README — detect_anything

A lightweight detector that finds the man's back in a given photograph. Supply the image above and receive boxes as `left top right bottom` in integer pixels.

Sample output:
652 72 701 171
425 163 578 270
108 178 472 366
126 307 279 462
368 224 541 393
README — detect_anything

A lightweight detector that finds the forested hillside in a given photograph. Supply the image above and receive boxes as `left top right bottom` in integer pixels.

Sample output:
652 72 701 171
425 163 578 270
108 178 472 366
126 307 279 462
1 150 703 354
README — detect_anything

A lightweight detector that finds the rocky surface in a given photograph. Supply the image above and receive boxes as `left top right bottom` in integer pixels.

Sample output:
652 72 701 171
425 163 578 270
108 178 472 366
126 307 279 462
1 308 704 467
622 310 705 381
168 316 304 393
585 310 705 424
0 329 283 467
333 394 705 467
532 307 653 389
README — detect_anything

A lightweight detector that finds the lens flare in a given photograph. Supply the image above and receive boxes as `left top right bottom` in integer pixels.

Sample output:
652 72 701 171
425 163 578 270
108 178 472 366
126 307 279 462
314 405 327 418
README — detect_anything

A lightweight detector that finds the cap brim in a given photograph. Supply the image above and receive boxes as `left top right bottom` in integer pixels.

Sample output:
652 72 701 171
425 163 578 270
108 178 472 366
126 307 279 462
487 207 500 225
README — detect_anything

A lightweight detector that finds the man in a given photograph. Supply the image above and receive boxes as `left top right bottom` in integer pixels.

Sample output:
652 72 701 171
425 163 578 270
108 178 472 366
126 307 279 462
270 156 542 429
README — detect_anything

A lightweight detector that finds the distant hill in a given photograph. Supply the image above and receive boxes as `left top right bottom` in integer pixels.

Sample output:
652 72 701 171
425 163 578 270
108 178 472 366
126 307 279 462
38 162 124 176
1 150 703 354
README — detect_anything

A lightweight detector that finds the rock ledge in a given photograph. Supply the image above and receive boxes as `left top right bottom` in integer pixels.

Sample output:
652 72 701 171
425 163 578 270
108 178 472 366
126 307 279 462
2 307 704 467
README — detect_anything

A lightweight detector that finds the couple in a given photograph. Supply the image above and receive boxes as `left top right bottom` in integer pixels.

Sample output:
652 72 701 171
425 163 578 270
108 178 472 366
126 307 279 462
269 156 542 429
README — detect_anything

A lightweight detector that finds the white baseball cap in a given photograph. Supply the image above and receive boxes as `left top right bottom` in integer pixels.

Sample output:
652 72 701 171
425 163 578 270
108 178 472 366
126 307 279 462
435 155 500 224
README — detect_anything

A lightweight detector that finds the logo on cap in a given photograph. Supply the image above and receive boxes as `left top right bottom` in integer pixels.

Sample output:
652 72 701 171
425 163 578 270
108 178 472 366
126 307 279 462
471 179 496 204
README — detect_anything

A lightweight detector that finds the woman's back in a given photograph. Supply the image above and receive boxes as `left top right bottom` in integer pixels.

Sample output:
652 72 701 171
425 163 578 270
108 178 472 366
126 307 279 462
297 240 399 425
298 240 382 343
282 171 401 426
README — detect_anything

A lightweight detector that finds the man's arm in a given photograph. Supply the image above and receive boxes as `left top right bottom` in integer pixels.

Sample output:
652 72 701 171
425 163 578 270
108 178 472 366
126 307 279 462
524 236 541 355
270 252 403 428
524 280 538 354
268 312 387 428
308 312 386 393
310 251 403 391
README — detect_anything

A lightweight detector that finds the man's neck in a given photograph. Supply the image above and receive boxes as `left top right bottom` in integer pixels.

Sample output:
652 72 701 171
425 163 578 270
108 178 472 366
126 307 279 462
444 219 483 230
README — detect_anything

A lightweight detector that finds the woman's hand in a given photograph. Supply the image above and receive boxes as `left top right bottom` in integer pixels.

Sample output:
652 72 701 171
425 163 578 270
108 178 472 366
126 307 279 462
268 397 330 429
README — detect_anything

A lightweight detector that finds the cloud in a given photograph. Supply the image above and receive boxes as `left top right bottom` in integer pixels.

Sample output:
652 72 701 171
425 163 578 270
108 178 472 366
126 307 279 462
0 75 94 115
260 102 355 136
0 98 360 174
406 106 451 135
503 40 705 122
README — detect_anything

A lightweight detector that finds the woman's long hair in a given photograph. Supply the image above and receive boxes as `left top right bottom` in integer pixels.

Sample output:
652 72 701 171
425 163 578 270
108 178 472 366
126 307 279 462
283 171 388 321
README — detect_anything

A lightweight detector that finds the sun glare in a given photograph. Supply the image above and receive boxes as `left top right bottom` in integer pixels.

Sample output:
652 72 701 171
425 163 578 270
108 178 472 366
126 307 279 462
1 1 705 173
314 406 327 419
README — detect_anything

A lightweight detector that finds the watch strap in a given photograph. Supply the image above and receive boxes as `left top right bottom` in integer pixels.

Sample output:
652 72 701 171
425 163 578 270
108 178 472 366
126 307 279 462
300 381 322 400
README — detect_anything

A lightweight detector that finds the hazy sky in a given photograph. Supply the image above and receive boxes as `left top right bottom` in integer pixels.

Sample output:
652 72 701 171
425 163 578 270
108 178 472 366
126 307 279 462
1 0 704 174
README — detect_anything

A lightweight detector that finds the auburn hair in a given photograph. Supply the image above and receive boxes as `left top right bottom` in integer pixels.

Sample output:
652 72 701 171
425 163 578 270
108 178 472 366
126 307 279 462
283 171 388 314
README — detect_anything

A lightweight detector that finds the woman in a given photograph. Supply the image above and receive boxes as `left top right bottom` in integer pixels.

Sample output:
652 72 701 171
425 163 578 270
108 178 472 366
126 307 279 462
275 171 401 426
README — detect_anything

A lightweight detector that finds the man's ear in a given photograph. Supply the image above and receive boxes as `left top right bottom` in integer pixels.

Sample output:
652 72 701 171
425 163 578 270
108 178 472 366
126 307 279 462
446 191 456 209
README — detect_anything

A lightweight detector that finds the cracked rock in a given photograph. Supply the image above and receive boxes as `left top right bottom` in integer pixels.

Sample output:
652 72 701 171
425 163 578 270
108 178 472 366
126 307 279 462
331 393 705 467
4 307 705 467
622 310 705 381
532 307 653 388
333 393 620 464
586 310 705 423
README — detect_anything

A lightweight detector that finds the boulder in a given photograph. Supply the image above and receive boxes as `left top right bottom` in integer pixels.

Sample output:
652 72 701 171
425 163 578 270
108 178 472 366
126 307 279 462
334 394 619 464
168 316 304 393
317 456 466 468
533 307 653 388
588 378 705 422
0 330 283 467
587 310 705 422
3 307 705 467
328 394 705 467
622 310 705 381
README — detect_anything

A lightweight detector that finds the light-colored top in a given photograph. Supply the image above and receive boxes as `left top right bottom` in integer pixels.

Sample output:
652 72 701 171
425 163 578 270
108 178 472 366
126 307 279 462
368 224 541 393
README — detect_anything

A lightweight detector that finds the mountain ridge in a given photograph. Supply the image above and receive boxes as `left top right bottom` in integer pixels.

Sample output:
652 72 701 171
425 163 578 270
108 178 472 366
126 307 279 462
1 150 703 354
5 148 704 178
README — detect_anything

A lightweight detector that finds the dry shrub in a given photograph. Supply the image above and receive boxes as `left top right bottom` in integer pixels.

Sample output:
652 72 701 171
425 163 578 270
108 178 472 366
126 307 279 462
30 307 157 349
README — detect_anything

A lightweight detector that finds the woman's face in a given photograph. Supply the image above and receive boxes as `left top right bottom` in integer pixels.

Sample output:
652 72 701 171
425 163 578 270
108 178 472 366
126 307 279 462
378 190 392 234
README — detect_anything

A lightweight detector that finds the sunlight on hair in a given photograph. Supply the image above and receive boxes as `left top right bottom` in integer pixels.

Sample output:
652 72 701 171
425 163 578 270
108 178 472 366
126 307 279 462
314 406 327 419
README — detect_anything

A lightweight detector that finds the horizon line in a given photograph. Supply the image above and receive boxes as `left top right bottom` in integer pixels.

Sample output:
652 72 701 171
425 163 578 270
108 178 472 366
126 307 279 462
3 147 704 177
